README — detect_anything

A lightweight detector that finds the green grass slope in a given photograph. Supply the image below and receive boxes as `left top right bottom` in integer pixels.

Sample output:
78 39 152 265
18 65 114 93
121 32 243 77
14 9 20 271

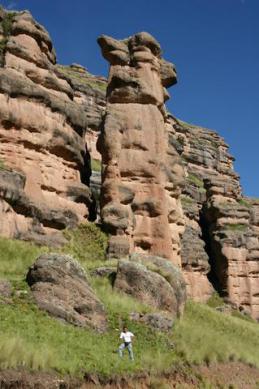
1 228 259 378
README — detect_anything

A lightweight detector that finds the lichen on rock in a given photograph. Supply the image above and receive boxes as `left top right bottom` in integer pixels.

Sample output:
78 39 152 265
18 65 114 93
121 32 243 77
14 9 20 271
26 253 107 331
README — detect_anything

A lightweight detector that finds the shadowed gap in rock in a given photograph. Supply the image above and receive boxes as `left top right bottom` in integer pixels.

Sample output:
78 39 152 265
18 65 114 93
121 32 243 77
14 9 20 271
80 146 97 221
199 207 228 297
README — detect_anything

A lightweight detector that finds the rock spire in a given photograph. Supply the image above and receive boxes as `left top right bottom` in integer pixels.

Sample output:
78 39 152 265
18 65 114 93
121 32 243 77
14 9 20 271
97 32 184 263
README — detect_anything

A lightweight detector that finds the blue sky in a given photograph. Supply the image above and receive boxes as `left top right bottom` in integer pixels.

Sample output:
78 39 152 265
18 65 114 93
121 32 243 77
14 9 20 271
1 0 259 196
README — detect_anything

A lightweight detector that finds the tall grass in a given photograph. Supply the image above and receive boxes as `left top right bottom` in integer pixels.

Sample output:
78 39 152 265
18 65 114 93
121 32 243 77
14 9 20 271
2 293 259 377
0 224 108 280
173 301 259 367
0 336 56 370
1 286 259 377
0 296 175 376
92 277 152 316
2 232 259 378
0 237 47 280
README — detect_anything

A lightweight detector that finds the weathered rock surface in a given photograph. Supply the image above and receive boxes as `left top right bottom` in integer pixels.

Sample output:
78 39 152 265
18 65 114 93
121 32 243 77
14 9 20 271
114 255 186 318
0 9 106 245
1 9 259 320
97 32 184 264
55 63 106 162
130 311 174 332
130 252 186 312
170 117 259 319
26 253 107 331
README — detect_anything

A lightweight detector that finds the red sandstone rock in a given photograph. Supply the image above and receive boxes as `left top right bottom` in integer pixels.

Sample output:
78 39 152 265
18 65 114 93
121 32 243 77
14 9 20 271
0 10 105 245
172 117 259 320
97 32 184 264
1 9 259 321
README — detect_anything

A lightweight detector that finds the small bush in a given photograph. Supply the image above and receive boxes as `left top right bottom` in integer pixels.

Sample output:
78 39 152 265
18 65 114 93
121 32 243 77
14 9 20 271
181 195 195 206
91 158 102 172
238 198 252 208
187 173 204 189
150 377 170 389
63 223 108 267
206 292 224 308
231 310 255 323
2 12 16 36
0 11 16 66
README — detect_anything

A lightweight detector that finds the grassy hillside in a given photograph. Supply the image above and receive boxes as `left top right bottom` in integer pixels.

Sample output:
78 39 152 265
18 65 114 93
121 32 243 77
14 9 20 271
1 228 259 379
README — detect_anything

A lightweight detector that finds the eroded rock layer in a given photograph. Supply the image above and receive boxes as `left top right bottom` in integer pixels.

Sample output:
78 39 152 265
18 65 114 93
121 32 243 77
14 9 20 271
97 33 184 263
171 116 259 319
1 8 259 320
0 9 105 245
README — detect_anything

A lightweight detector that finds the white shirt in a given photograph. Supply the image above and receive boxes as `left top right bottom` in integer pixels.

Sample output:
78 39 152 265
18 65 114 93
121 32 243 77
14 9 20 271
120 331 134 343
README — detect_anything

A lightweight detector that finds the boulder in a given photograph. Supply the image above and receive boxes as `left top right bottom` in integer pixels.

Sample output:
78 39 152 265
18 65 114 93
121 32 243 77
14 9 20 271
130 253 186 314
130 311 174 332
26 253 107 332
114 257 186 317
90 266 116 278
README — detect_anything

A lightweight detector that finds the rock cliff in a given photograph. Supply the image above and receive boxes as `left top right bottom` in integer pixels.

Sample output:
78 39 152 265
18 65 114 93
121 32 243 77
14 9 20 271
0 9 105 245
0 8 259 319
171 117 259 318
97 33 184 264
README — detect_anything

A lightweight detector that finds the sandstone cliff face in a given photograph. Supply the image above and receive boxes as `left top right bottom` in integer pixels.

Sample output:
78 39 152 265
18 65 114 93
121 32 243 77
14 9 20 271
97 33 184 263
1 8 259 320
170 117 259 319
0 9 105 245
169 116 241 301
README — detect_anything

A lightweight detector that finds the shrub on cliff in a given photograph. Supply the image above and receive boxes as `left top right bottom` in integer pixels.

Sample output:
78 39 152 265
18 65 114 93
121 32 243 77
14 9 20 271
63 223 108 266
2 12 16 36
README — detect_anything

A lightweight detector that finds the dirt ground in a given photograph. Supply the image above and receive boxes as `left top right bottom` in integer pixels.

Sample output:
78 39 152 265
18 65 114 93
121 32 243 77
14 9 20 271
1 362 259 388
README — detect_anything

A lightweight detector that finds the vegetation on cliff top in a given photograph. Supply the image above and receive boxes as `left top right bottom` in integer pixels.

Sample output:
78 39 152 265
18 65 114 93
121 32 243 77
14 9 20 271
56 64 107 92
1 230 259 379
176 119 201 130
0 9 16 66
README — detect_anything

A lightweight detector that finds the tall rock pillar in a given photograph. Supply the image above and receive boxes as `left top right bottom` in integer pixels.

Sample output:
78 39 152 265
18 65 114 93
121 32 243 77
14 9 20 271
97 32 184 263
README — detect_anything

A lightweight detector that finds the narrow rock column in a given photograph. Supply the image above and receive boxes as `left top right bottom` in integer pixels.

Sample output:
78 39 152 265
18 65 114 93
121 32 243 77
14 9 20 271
97 32 184 264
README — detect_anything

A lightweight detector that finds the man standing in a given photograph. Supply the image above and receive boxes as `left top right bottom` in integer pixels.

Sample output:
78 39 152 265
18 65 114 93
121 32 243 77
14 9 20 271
118 326 135 361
